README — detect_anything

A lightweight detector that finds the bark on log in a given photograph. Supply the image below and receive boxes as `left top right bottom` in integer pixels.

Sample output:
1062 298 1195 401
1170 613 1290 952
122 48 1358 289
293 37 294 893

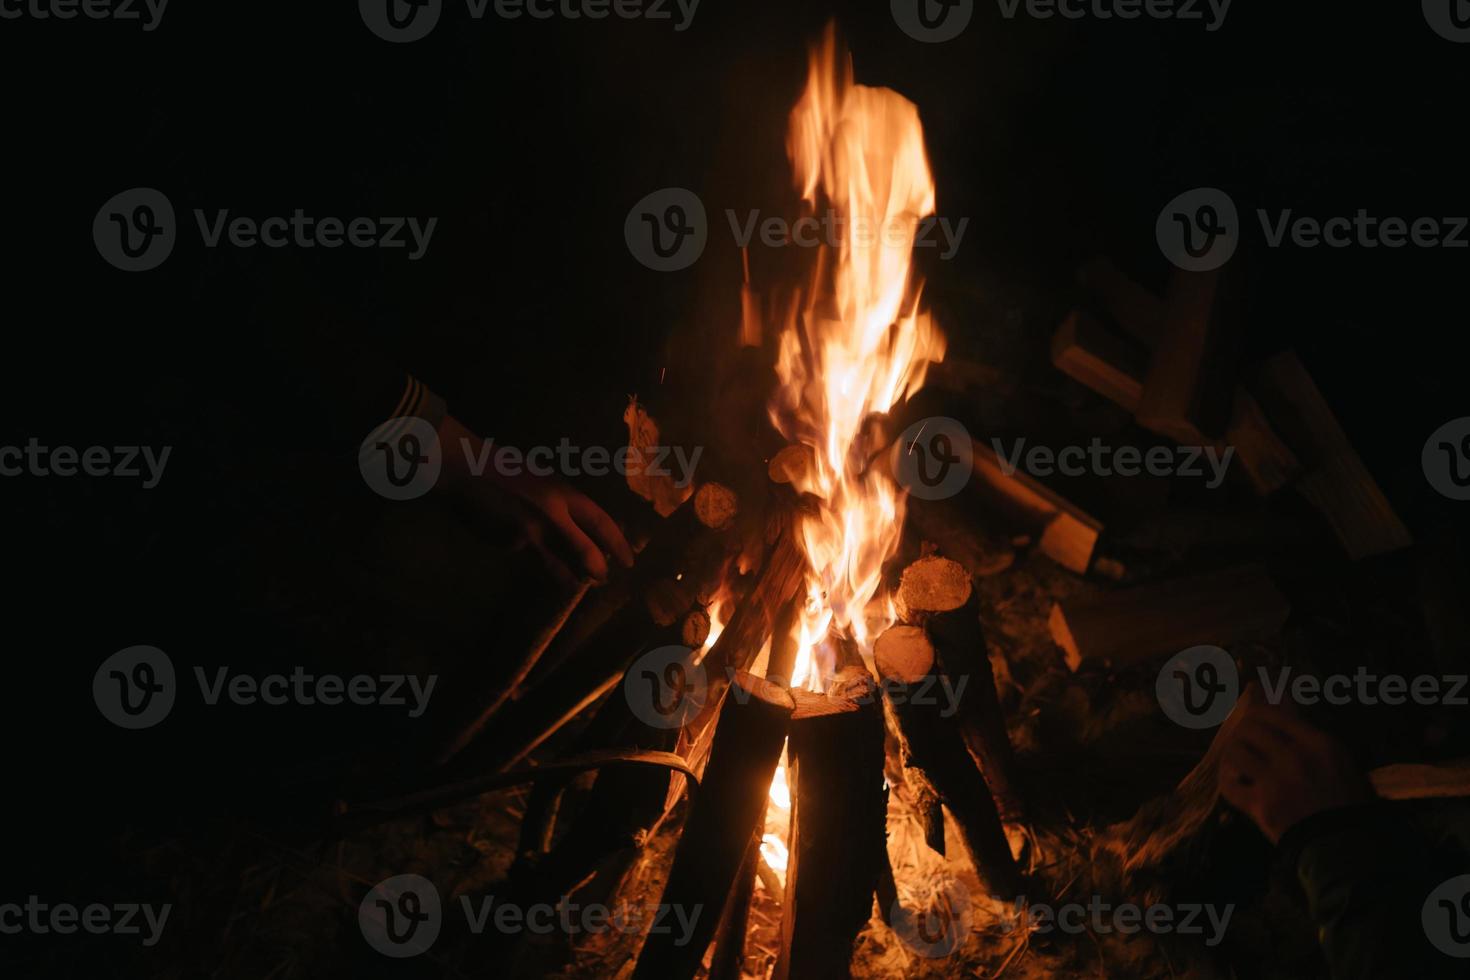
896 556 1024 823
633 671 796 980
682 516 807 753
708 835 760 980
782 668 888 980
875 625 1021 896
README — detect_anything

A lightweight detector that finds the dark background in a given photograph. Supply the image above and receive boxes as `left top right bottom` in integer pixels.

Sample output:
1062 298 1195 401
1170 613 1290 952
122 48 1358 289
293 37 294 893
3 0 1467 975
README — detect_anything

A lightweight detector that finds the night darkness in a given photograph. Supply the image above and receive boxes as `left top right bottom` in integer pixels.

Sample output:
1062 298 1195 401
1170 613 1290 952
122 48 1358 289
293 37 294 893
4 1 1470 977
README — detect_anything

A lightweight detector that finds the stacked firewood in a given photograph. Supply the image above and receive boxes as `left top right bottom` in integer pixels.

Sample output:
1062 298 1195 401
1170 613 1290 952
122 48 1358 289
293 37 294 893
339 390 1034 978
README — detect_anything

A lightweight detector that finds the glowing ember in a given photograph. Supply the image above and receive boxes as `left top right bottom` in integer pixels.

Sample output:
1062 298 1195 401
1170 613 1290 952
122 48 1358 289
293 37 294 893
768 24 946 689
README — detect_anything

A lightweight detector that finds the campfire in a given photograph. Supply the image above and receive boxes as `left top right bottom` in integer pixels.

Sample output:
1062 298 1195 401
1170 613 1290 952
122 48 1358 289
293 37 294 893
346 23 1036 979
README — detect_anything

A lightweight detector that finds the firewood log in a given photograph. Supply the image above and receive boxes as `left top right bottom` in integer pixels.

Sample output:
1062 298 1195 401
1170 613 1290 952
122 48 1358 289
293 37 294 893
1048 563 1290 672
896 556 1024 824
781 668 887 980
633 672 796 980
875 625 1021 896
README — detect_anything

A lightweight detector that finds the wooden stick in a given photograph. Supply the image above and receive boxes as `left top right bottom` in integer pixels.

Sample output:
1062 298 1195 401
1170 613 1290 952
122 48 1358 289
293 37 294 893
782 668 887 979
875 625 1021 895
633 672 796 980
897 556 1024 824
437 581 592 765
708 835 761 980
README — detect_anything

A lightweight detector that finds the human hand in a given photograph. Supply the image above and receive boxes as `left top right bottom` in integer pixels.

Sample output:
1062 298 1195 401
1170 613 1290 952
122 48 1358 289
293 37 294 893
437 415 634 586
1216 684 1371 844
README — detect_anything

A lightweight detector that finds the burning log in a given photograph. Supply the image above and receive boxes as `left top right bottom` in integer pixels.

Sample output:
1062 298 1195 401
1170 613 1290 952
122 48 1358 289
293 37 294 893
896 556 1024 825
1048 563 1290 672
707 835 761 980
874 624 1021 896
633 671 795 980
683 513 807 755
780 667 888 980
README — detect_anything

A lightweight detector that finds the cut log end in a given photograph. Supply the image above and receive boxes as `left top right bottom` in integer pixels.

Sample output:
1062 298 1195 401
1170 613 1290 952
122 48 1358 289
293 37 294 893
896 555 973 622
681 608 712 649
694 482 739 531
874 625 936 686
768 444 816 486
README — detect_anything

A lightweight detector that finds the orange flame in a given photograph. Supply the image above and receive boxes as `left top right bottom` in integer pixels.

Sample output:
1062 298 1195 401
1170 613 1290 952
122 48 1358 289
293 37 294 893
769 25 946 689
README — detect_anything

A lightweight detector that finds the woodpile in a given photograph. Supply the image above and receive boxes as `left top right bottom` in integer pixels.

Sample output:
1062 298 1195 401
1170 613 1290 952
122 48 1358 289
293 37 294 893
1059 255 1409 554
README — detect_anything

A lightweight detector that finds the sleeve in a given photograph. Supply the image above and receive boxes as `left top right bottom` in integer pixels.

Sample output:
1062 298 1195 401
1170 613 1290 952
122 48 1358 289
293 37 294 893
1279 802 1467 979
